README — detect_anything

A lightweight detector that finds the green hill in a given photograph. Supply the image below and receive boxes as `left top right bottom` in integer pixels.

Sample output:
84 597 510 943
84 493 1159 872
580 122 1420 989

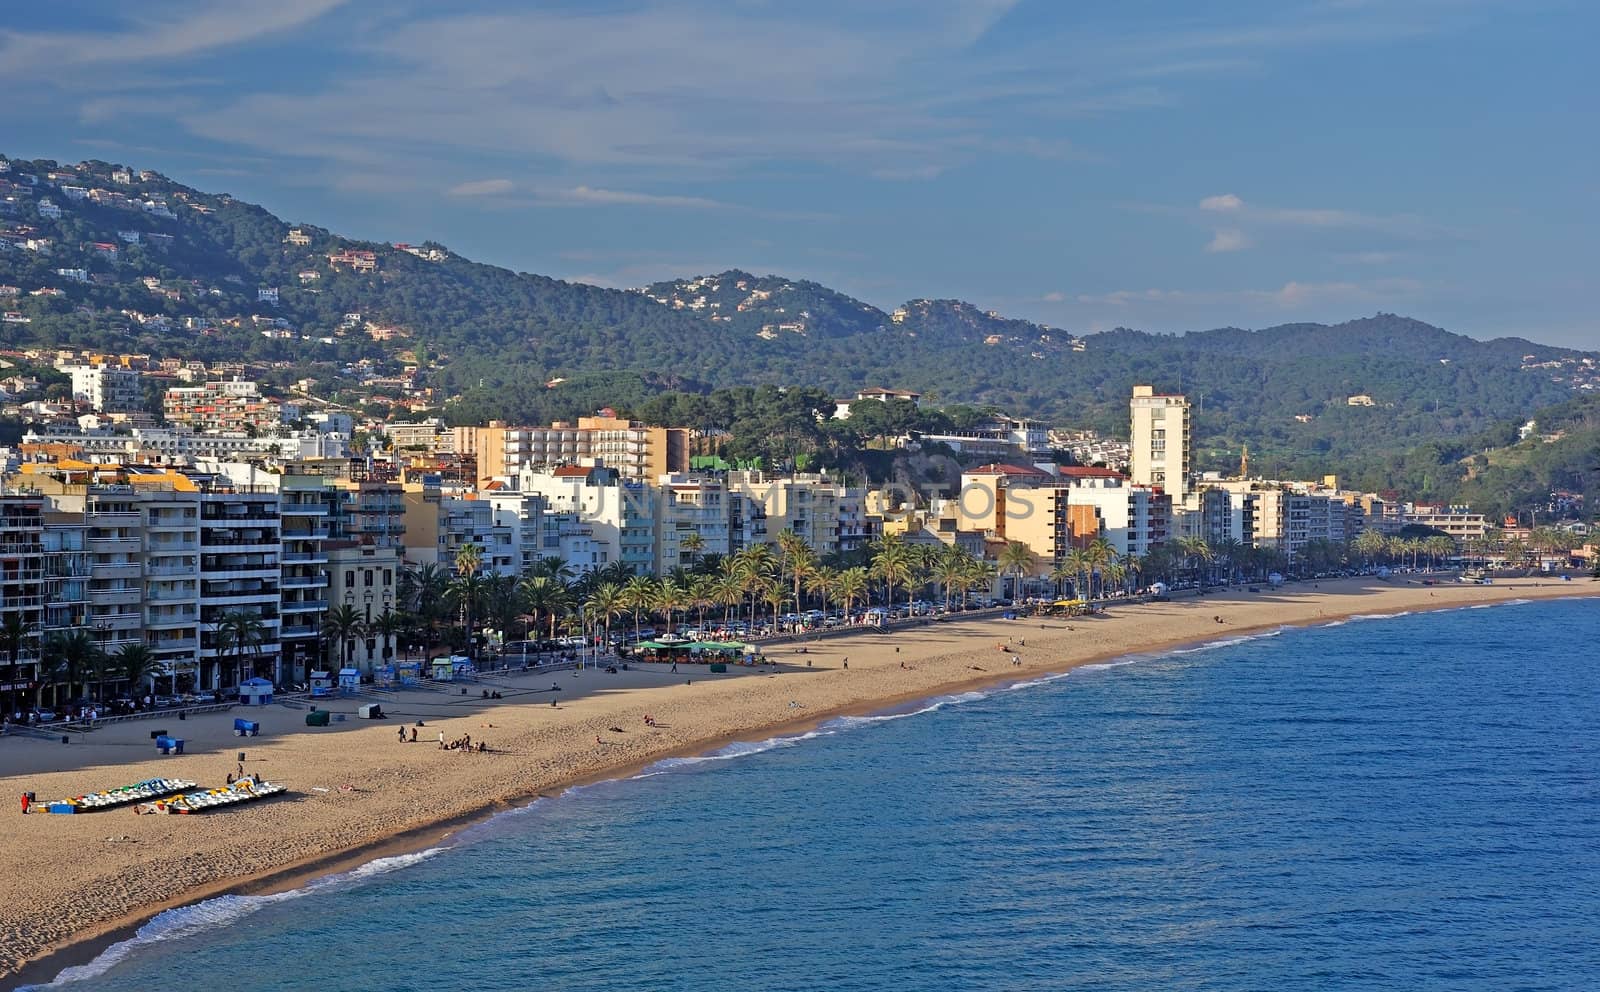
2 153 1594 484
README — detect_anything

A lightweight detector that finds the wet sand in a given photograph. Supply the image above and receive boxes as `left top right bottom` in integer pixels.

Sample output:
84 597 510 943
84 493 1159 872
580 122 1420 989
2 575 1594 985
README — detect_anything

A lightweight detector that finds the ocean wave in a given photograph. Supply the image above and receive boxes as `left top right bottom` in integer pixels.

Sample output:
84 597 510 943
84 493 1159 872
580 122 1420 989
1167 627 1287 655
1350 611 1413 622
23 848 447 989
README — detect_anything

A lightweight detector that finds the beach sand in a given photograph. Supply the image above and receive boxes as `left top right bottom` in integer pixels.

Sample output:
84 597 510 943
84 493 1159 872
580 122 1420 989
2 576 1594 984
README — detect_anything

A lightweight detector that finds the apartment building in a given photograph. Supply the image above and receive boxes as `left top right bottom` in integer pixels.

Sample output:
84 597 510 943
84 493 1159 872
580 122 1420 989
163 378 284 432
401 482 516 575
1129 385 1190 501
517 466 657 577
469 415 689 483
726 471 871 558
67 364 144 413
958 464 1171 564
657 474 731 570
326 544 400 672
0 493 46 714
196 485 281 688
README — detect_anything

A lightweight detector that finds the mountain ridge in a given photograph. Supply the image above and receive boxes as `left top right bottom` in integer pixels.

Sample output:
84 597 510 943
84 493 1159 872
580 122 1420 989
3 153 1596 476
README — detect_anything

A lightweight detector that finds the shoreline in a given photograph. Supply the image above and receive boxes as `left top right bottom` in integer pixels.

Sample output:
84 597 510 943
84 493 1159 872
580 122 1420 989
6 578 1596 989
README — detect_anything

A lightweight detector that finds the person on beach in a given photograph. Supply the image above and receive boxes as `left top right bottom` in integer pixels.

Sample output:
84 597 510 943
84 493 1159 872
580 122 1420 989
398 726 406 743
438 731 446 748
843 658 848 668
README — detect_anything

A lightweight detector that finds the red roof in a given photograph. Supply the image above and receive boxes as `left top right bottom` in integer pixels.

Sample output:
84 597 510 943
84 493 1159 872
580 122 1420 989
552 465 590 478
967 463 1051 478
1056 466 1124 479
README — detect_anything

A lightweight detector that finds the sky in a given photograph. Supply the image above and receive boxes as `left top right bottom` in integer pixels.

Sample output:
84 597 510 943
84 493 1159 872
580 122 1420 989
2 0 1596 348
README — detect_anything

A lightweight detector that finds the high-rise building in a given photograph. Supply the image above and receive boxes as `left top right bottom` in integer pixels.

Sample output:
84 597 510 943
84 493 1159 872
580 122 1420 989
67 365 145 413
0 493 46 715
1129 385 1190 500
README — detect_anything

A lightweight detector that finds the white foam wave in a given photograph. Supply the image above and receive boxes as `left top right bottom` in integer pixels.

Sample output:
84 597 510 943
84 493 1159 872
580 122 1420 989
1167 627 1287 655
23 848 446 988
1350 611 1413 621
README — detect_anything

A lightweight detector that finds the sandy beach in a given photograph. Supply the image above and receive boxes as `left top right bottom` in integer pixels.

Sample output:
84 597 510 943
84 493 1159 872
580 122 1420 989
2 575 1595 985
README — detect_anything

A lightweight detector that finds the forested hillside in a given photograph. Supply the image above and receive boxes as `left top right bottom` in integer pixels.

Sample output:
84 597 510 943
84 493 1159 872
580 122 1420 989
2 154 1594 485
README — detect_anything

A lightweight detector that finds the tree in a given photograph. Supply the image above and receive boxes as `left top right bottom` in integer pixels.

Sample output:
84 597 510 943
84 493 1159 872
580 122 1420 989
111 643 162 698
518 575 564 643
997 540 1034 600
369 608 405 663
680 531 705 569
834 566 869 617
321 605 366 671
621 574 658 642
869 533 914 611
40 629 101 707
214 610 266 685
586 583 625 652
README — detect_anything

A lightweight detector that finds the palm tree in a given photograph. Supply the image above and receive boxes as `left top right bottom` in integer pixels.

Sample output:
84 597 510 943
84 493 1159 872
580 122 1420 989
680 531 706 569
518 575 562 643
1057 547 1091 600
113 643 163 699
1102 556 1128 598
733 545 778 624
528 555 576 584
932 548 971 611
869 533 915 611
586 583 625 653
321 605 366 671
454 542 484 578
369 608 405 665
41 629 102 709
1353 528 1388 570
214 611 266 685
449 569 489 660
0 613 37 710
653 578 689 637
997 540 1034 600
621 574 658 642
687 575 715 633
808 565 839 619
710 569 744 629
834 566 869 618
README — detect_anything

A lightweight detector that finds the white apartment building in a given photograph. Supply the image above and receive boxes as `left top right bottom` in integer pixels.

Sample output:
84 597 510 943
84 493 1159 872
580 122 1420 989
66 365 144 413
1129 385 1190 501
196 488 281 688
516 466 657 576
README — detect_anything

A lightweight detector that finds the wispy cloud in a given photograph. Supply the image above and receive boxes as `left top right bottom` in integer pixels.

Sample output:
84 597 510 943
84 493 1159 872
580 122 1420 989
1205 228 1250 253
446 179 515 198
552 186 728 209
1074 277 1423 309
0 0 348 75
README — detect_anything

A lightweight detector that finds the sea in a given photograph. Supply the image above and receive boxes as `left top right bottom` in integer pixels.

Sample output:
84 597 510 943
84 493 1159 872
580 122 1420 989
22 597 1600 992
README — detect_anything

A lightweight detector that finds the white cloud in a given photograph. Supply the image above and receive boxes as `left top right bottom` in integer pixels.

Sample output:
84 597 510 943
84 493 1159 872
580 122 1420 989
1200 193 1244 212
549 187 728 210
1076 277 1422 309
446 178 515 197
1205 228 1249 253
1041 291 1067 303
0 0 348 75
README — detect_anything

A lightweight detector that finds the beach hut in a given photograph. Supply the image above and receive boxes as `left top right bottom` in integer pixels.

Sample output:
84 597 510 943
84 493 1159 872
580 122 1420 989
309 671 333 698
337 668 361 694
238 678 274 706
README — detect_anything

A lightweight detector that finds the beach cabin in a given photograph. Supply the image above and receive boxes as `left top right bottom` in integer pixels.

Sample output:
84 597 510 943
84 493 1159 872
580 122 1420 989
429 655 474 682
338 668 361 694
309 671 333 698
238 678 274 706
394 661 422 686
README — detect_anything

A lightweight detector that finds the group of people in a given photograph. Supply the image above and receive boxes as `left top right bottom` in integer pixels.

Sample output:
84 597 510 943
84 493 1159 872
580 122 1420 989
439 731 487 753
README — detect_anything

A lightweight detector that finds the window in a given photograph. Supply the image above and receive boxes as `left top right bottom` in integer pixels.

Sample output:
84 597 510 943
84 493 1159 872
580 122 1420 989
364 569 373 587
383 569 392 586
345 572 355 589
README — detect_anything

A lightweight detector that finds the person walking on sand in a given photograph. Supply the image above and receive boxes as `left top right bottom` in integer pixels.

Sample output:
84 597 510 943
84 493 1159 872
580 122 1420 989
438 730 446 748
409 727 417 743
398 726 406 743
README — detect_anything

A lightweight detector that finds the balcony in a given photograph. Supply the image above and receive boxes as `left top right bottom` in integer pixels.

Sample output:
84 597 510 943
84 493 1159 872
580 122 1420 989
147 541 200 554
280 503 329 516
281 599 329 613
149 637 198 653
146 610 199 628
281 574 329 589
280 623 318 638
88 536 140 552
281 551 328 564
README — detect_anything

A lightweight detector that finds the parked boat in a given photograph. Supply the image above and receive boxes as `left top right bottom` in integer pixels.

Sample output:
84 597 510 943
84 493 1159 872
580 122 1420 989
134 777 288 815
42 778 199 814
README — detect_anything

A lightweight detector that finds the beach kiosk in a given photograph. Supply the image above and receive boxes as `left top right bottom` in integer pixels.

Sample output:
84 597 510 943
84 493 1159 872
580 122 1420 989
238 677 274 706
338 668 361 694
309 671 333 698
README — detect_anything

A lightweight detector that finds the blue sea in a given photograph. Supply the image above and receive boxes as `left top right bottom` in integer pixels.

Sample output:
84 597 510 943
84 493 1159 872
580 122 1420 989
24 598 1600 992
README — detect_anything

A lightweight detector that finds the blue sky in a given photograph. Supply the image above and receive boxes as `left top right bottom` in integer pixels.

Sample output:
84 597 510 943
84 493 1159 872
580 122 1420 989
2 0 1595 348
